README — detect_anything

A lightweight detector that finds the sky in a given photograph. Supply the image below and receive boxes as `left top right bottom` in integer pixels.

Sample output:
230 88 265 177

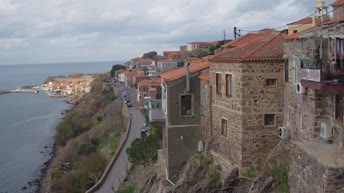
0 0 333 65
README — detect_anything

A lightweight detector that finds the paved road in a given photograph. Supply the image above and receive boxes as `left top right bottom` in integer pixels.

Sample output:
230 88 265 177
95 85 144 193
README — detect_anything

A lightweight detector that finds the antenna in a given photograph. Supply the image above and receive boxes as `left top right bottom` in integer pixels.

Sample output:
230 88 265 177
223 29 226 42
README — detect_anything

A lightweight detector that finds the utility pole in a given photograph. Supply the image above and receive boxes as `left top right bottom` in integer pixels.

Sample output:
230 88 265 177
234 26 241 39
223 29 226 43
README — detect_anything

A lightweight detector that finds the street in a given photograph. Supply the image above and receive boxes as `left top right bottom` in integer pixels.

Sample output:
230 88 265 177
95 84 144 193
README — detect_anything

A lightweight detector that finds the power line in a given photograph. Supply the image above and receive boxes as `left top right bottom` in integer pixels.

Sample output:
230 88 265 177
237 0 340 33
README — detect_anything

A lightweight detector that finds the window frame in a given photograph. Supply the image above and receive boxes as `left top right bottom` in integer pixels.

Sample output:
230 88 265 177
266 78 277 87
225 74 233 97
216 73 222 95
221 118 228 137
264 114 276 126
179 93 194 117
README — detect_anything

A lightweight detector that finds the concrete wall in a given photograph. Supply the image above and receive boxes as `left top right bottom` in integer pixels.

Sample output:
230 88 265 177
166 125 200 182
166 73 202 126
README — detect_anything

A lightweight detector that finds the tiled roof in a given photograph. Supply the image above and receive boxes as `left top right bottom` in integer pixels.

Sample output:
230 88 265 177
137 80 149 87
202 55 216 61
285 18 344 41
133 74 145 79
120 71 132 75
149 88 157 92
198 74 210 82
128 72 136 77
333 0 344 6
185 57 203 63
158 59 176 63
211 29 284 62
287 17 312 25
160 61 209 82
188 41 218 45
150 78 161 87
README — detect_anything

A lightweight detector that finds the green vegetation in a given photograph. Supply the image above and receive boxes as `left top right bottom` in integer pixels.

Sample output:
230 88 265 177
117 186 137 193
110 64 126 77
127 125 162 165
142 51 157 59
198 154 214 166
207 164 222 188
243 144 290 193
209 40 230 55
127 135 160 165
50 73 127 193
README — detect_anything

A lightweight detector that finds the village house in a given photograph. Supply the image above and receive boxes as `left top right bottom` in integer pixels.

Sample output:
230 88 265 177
136 78 161 103
207 29 285 172
157 59 177 71
158 60 209 182
283 1 344 192
186 41 218 52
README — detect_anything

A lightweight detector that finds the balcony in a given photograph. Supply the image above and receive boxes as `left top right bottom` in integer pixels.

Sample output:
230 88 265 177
300 59 344 92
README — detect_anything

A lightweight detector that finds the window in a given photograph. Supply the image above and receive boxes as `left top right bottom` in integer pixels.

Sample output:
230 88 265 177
221 118 227 137
266 79 277 87
180 94 192 116
264 114 275 126
293 30 298 34
335 95 343 122
216 73 222 94
226 74 232 96
285 59 289 82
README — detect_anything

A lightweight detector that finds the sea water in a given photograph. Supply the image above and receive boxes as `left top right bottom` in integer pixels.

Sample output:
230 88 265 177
0 61 120 193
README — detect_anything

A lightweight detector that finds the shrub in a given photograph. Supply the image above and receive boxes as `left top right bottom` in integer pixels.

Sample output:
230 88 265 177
77 143 97 157
198 154 213 166
127 135 160 165
118 186 137 193
207 164 222 188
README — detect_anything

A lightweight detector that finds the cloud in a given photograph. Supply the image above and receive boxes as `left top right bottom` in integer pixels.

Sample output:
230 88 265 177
0 38 30 50
0 0 333 65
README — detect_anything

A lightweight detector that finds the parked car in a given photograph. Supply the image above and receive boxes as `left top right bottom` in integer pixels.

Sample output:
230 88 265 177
141 126 148 137
126 103 133 107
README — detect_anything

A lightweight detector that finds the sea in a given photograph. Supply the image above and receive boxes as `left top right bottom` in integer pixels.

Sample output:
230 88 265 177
0 61 120 193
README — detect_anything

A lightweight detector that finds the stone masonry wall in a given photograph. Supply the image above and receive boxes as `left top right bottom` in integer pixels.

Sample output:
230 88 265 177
210 62 283 168
200 80 211 141
289 142 344 193
210 63 243 167
241 62 284 167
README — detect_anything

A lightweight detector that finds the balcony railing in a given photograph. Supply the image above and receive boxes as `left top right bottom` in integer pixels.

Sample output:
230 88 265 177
300 59 344 91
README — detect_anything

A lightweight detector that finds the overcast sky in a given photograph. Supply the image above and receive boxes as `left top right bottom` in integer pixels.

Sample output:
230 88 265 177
0 0 332 65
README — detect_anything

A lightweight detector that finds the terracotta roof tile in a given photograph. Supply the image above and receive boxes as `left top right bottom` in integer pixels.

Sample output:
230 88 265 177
160 61 209 82
284 18 344 41
149 88 157 92
211 29 284 62
137 79 149 87
120 71 132 75
158 59 176 63
198 74 210 82
133 74 145 79
287 17 312 25
333 0 344 6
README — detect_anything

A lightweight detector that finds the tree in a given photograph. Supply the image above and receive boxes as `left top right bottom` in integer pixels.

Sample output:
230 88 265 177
110 64 126 77
142 51 157 59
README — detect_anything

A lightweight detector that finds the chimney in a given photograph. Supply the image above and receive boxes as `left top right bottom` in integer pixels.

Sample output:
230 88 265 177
185 62 190 93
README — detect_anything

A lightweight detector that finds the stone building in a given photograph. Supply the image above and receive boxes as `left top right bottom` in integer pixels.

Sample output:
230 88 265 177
199 73 212 143
284 15 344 193
159 60 209 183
208 29 285 171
